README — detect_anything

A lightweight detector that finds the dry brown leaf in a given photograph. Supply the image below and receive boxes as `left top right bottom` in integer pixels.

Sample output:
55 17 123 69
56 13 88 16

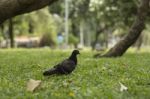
26 79 42 92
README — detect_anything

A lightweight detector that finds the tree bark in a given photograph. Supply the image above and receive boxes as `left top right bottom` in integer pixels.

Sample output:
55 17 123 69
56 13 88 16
0 0 58 24
95 0 150 57
8 19 14 48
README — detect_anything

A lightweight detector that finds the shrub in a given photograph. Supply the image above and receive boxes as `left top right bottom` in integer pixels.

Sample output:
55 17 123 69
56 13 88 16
68 34 79 45
39 32 56 47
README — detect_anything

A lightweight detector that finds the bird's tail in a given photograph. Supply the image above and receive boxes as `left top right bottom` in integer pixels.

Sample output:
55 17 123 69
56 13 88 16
43 68 57 76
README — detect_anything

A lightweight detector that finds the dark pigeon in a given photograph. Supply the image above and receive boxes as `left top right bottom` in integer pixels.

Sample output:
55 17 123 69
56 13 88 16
43 50 80 76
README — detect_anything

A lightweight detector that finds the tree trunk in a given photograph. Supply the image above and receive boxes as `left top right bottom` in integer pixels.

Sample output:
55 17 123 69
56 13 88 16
0 0 58 24
95 0 150 57
0 24 5 38
8 19 14 48
28 22 34 34
92 27 107 50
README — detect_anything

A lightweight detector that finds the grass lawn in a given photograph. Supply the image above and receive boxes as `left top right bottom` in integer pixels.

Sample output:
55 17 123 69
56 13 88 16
0 49 150 99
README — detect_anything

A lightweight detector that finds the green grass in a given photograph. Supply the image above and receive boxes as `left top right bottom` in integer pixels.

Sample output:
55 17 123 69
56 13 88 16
0 49 150 99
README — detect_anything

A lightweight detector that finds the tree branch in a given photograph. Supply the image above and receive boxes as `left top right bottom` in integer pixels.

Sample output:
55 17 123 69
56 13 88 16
0 0 58 24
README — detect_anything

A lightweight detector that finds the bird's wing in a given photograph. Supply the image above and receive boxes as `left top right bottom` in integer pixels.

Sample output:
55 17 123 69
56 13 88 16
63 59 76 72
53 63 61 68
62 59 75 67
56 59 76 73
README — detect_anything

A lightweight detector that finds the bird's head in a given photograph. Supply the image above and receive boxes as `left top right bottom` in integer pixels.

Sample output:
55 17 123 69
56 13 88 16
69 50 80 63
72 50 80 55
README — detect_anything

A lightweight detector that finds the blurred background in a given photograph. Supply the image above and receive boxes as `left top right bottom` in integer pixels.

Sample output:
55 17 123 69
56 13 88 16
0 0 150 51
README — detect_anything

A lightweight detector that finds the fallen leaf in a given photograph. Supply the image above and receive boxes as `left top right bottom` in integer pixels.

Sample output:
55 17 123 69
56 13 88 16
26 79 41 92
119 82 128 92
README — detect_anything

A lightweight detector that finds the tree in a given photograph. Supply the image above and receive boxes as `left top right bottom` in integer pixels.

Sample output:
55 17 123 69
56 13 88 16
95 0 150 57
8 19 14 48
0 0 58 24
49 0 91 47
90 0 138 50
